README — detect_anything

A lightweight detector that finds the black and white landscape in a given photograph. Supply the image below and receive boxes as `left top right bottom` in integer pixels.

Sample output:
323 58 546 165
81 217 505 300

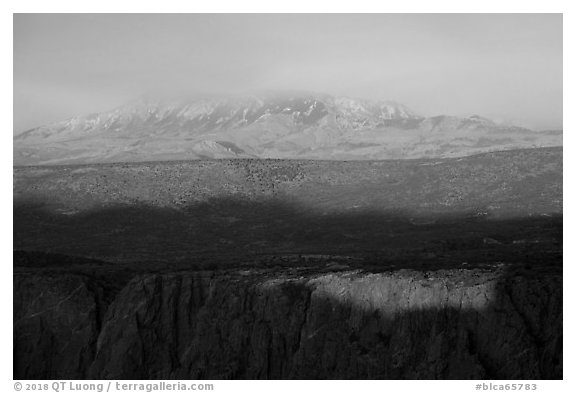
13 14 562 380
14 92 562 165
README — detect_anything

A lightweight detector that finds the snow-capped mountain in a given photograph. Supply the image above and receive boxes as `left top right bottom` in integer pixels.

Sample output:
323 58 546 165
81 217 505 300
14 91 562 165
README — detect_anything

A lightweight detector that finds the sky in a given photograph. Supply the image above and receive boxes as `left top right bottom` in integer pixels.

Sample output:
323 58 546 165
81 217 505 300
13 13 562 133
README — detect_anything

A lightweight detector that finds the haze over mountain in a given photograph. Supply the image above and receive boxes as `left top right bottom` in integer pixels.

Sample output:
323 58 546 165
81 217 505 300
14 91 562 166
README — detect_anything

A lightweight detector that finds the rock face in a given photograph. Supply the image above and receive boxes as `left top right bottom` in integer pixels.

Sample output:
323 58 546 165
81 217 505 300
14 274 106 379
13 92 561 165
14 267 562 379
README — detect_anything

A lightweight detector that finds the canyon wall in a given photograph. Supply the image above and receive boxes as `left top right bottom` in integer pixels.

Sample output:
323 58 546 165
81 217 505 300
14 267 562 379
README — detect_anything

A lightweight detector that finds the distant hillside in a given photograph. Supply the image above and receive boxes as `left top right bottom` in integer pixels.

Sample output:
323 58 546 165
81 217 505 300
14 147 562 262
14 146 562 215
13 92 562 165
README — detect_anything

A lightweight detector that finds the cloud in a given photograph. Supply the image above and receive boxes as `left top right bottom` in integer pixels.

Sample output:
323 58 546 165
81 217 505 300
14 14 562 132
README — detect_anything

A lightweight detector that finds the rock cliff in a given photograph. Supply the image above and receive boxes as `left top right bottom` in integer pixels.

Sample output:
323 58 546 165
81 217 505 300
14 264 562 379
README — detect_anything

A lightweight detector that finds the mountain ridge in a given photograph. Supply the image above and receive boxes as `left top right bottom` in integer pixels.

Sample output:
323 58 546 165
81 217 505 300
14 91 562 165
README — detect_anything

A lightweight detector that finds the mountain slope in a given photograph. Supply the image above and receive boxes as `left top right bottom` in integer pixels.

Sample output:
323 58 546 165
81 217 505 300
14 92 562 165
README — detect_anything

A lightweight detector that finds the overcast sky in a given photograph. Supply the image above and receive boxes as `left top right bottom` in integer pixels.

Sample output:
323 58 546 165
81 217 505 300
14 13 562 133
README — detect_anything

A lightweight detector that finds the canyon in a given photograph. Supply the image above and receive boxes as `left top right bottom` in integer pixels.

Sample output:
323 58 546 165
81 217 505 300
13 147 562 379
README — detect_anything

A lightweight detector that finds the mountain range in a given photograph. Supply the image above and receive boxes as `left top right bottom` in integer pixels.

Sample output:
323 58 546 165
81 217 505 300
13 91 562 165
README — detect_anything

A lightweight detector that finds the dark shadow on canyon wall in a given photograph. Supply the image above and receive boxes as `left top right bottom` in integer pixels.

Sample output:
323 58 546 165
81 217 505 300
13 197 562 379
13 259 562 380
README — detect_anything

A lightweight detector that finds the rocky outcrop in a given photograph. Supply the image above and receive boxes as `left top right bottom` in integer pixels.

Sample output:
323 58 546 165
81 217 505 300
14 267 562 379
